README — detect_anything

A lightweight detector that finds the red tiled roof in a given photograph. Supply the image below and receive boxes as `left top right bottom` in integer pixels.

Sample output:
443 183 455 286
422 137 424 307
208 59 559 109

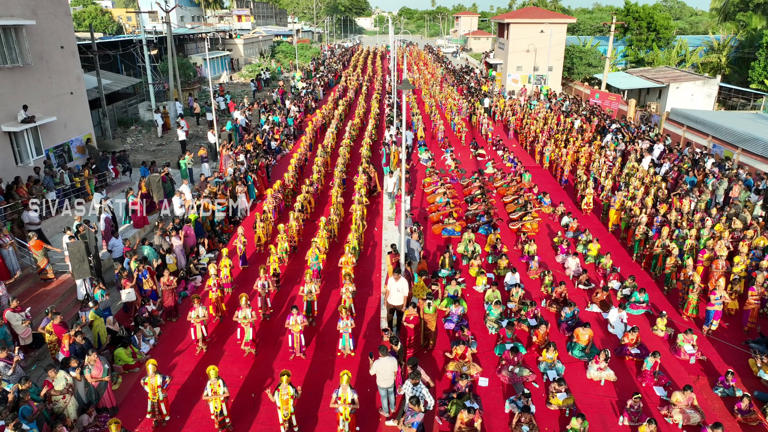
491 6 576 22
465 30 494 37
453 11 480 16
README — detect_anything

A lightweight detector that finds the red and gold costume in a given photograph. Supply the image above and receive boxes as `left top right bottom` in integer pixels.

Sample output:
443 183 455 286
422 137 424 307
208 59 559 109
219 249 233 294
206 264 226 320
233 294 257 355
330 370 358 432
203 365 231 430
187 294 208 354
141 359 171 426
267 370 301 432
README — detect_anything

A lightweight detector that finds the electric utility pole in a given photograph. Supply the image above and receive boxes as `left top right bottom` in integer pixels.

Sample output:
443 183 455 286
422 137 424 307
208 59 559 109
157 1 178 126
130 9 157 111
601 14 625 91
89 24 112 142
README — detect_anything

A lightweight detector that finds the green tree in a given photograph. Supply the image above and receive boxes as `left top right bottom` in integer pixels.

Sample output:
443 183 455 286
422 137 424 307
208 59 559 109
159 56 197 85
71 0 122 34
618 1 674 64
643 39 703 69
567 5 614 36
517 0 566 13
323 0 371 17
712 0 768 30
658 0 714 34
749 30 768 90
698 33 738 77
112 0 138 7
563 40 604 81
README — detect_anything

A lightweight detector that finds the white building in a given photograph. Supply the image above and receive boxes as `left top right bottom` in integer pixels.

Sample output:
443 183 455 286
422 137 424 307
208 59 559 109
1 0 95 178
137 0 205 32
598 67 721 114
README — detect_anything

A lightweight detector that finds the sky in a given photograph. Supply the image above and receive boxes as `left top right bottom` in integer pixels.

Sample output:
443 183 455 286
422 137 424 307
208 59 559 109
370 0 711 12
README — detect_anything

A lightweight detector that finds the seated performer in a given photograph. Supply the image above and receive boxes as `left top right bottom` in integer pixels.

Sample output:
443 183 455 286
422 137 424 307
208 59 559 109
659 384 705 428
585 349 617 384
620 393 647 426
639 351 670 388
546 378 575 414
538 342 565 381
625 287 652 315
616 326 650 360
567 323 600 361
712 369 743 397
671 328 707 362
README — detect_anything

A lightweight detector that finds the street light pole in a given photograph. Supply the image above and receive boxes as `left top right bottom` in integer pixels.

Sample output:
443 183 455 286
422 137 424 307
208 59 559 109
399 51 408 272
157 0 178 127
204 33 220 154
131 9 157 111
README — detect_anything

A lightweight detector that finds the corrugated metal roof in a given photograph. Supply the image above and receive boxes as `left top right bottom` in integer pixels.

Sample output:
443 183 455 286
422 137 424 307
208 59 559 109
627 66 713 84
593 72 665 90
84 70 141 101
668 108 768 158
719 82 768 96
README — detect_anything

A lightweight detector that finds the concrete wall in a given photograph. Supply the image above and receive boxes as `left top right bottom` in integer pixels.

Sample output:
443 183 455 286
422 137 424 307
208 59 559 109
1 0 95 179
454 16 479 36
495 22 568 93
662 79 719 113
467 36 494 53
138 0 204 31
222 35 273 65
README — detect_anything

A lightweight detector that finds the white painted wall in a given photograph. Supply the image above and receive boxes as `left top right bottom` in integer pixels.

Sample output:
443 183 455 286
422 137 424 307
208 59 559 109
1 0 95 178
662 79 719 112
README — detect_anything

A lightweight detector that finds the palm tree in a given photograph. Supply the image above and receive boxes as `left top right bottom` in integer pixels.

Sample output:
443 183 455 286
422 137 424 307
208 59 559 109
195 0 223 22
698 33 739 77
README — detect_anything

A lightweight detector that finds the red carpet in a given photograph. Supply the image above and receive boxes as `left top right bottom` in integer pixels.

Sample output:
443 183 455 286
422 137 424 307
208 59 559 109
117 49 387 432
114 48 763 432
401 50 766 432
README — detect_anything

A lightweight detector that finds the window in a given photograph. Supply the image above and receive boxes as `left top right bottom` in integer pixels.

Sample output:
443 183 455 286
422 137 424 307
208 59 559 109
126 16 133 22
548 66 553 72
533 66 539 72
0 26 30 67
516 65 522 72
179 16 185 23
9 127 44 165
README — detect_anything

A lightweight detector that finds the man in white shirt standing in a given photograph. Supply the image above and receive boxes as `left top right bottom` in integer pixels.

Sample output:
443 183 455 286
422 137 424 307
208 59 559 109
384 268 409 332
179 178 193 202
153 108 163 138
171 191 185 218
177 124 187 154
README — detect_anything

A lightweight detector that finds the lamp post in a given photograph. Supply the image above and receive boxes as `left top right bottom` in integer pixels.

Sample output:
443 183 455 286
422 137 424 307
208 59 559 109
526 43 538 88
203 32 222 153
396 72 414 272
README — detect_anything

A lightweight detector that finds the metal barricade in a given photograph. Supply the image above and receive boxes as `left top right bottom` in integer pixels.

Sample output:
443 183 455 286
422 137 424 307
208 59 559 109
13 236 69 273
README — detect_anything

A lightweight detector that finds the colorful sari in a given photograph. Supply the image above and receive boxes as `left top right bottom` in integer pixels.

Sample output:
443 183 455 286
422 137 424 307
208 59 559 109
28 239 54 280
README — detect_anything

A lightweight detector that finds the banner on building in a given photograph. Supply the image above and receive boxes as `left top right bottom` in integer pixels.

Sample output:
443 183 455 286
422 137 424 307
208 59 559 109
588 89 622 119
46 133 91 169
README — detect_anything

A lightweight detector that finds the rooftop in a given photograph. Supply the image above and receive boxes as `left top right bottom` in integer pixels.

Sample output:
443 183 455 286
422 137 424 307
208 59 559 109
627 66 714 84
593 71 665 90
668 108 768 158
83 70 141 101
491 6 576 23
453 11 480 16
465 30 495 37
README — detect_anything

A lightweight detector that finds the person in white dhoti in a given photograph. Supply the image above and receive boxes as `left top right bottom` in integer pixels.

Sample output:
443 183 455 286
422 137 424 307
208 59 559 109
607 304 628 339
